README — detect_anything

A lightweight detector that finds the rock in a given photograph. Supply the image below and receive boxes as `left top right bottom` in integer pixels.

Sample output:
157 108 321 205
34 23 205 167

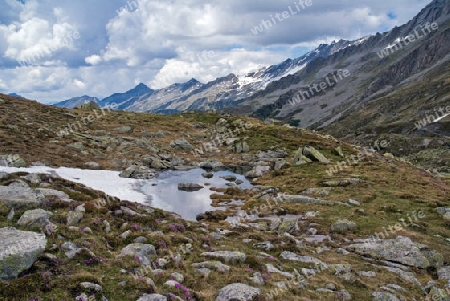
0 185 42 208
201 251 246 263
274 160 290 170
17 209 53 228
80 282 102 292
178 183 204 191
348 199 361 206
257 150 288 159
266 264 294 278
115 126 133 133
7 208 14 220
215 283 261 301
84 162 100 169
196 268 211 278
170 138 193 150
119 165 157 179
61 242 82 259
253 241 274 251
302 146 330 163
293 149 313 165
331 219 357 233
244 165 271 178
277 218 299 234
75 101 100 110
221 175 237 182
192 261 231 272
332 146 344 157
170 272 184 283
0 172 8 179
137 294 167 301
281 194 332 205
347 236 435 269
437 266 450 285
35 188 73 202
250 272 264 285
358 271 376 277
0 154 27 167
321 178 362 187
372 292 401 301
119 243 156 266
164 280 179 287
121 206 141 216
437 208 450 220
280 251 328 269
21 173 41 184
67 211 83 226
202 172 214 178
0 227 47 279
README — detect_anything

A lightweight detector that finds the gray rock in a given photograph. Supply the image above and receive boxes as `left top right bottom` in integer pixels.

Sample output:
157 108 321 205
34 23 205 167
221 175 237 182
7 208 15 220
331 219 357 233
348 199 361 206
67 211 83 226
170 272 184 283
280 251 328 269
201 251 246 263
136 293 167 301
196 268 211 278
244 165 271 178
119 165 157 179
164 280 179 287
0 172 8 179
202 172 214 178
302 146 330 163
250 272 264 285
274 160 290 171
35 188 73 202
216 283 261 301
115 126 133 133
266 264 294 278
252 241 274 251
438 266 450 285
0 227 47 280
170 138 193 150
358 271 376 277
0 185 41 208
121 206 141 216
178 183 204 191
0 154 27 167
61 241 82 259
21 173 41 184
17 209 53 228
347 236 434 269
371 292 402 301
281 194 332 205
119 243 156 266
80 282 102 292
192 261 230 272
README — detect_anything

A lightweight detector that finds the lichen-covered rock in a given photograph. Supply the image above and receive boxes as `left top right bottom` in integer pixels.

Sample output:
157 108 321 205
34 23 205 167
0 227 47 280
67 211 83 226
216 283 261 301
0 154 27 167
0 184 42 208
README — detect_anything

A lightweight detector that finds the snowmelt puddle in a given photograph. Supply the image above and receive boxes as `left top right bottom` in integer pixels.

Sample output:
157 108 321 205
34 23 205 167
0 166 252 221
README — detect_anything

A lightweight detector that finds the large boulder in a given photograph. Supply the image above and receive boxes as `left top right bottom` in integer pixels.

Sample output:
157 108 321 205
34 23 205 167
0 227 47 280
216 283 261 301
347 236 436 269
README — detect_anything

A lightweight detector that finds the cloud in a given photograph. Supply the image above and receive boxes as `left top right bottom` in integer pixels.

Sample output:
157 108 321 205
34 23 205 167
0 0 433 103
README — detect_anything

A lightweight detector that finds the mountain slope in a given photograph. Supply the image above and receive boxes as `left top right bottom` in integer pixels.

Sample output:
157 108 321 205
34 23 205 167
54 95 100 109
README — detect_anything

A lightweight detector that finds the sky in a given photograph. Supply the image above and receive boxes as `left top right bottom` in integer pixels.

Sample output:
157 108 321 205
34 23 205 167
0 0 432 103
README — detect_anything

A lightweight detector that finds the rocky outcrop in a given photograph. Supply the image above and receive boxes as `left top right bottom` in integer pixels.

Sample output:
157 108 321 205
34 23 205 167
17 209 53 228
170 138 193 150
0 227 47 280
0 154 27 167
347 236 440 269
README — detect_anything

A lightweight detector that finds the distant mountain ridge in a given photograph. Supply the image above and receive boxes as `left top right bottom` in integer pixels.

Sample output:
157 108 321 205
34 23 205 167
54 38 364 113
